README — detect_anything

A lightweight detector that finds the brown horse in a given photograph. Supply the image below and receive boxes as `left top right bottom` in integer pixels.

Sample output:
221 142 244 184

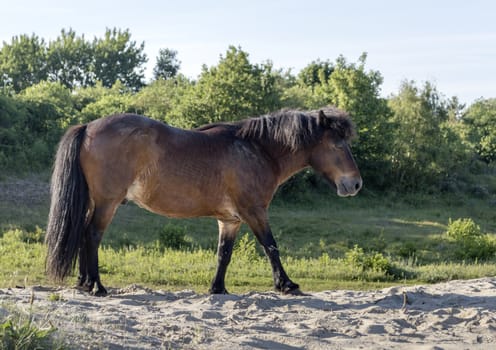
45 107 362 296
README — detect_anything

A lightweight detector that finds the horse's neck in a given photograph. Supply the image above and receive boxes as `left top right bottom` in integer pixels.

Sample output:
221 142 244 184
273 148 310 185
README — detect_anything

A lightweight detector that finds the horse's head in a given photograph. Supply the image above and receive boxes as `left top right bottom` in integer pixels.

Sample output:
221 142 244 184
309 110 362 197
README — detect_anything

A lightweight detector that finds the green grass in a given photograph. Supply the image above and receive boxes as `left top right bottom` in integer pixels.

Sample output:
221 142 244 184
1 175 496 292
2 229 496 293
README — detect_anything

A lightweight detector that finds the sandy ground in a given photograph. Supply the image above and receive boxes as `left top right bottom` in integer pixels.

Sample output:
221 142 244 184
1 278 496 349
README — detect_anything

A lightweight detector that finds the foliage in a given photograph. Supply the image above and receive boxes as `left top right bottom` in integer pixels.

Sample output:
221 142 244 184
174 46 282 126
75 81 134 123
0 311 59 350
153 48 181 80
3 227 45 244
91 28 147 91
131 76 192 126
233 233 261 263
445 217 482 240
0 28 147 92
0 92 65 171
388 81 470 190
157 224 191 250
344 245 391 273
46 28 93 89
297 59 334 87
0 34 47 92
463 98 496 163
444 218 496 261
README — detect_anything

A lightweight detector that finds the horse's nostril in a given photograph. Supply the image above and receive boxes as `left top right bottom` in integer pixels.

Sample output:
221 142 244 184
354 179 362 191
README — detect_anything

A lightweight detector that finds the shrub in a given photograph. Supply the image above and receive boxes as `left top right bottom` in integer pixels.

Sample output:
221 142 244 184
233 233 261 262
157 224 191 250
445 218 496 261
344 245 391 273
0 227 45 244
446 218 482 240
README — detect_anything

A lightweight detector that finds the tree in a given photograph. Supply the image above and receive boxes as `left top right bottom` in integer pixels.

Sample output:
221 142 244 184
92 28 147 91
388 81 469 190
0 34 47 92
0 84 70 169
153 48 181 80
0 28 148 92
18 81 74 147
175 46 281 126
46 28 93 89
76 81 133 123
131 75 192 125
297 59 334 87
20 81 74 118
0 94 23 166
463 98 496 163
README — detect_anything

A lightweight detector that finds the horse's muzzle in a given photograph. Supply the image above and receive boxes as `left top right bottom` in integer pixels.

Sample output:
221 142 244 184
336 176 362 197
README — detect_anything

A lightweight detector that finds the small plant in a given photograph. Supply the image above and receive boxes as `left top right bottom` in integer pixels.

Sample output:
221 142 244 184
157 224 191 250
0 307 59 350
445 218 496 261
0 227 45 244
397 241 417 259
345 245 391 273
234 233 261 262
47 293 65 302
21 226 45 244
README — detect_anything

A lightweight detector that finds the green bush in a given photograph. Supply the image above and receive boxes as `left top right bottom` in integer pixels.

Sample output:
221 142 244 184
157 224 191 250
446 218 482 240
344 245 391 273
233 233 261 263
445 218 496 261
0 227 45 244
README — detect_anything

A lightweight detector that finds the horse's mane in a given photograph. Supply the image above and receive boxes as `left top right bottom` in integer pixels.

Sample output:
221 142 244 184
197 107 355 152
238 107 354 151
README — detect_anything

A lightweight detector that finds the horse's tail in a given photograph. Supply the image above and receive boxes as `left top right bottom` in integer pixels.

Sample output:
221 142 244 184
45 124 89 282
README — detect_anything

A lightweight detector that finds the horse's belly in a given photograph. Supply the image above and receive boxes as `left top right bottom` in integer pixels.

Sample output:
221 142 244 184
125 181 225 219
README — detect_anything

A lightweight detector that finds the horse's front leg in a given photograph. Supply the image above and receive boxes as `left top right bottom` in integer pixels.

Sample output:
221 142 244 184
246 209 300 294
209 220 241 294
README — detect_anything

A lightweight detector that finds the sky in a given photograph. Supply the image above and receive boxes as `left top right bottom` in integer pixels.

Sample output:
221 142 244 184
1 0 495 105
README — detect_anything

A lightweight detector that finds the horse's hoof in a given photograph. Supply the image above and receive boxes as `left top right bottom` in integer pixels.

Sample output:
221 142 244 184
279 281 302 295
75 284 93 293
283 287 305 296
209 287 229 295
91 287 108 297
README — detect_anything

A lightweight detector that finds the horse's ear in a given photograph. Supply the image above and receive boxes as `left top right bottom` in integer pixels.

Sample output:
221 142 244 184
318 110 327 126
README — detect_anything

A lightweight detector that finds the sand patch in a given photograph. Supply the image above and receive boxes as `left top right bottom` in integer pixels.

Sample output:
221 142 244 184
1 278 496 349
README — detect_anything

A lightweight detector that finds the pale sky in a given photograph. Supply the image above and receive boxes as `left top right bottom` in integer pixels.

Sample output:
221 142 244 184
1 0 495 105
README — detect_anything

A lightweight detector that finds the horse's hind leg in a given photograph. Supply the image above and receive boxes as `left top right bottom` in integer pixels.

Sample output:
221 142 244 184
209 220 241 294
79 201 119 296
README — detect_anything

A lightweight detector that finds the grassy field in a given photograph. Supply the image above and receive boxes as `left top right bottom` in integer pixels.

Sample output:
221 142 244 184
1 175 496 293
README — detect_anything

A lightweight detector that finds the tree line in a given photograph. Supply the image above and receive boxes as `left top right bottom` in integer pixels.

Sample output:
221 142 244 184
0 28 495 194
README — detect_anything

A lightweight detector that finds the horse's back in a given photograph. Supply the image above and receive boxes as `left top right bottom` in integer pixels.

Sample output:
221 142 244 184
85 113 168 138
